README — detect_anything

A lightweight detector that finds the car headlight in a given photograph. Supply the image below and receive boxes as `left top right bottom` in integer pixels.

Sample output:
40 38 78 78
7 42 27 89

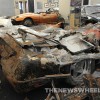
88 16 92 19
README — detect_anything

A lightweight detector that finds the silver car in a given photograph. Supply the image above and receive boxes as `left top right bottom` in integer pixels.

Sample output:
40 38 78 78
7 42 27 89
81 5 100 25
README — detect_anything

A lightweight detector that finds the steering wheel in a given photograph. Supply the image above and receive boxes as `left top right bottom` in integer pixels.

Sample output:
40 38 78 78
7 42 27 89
46 8 55 13
46 8 60 16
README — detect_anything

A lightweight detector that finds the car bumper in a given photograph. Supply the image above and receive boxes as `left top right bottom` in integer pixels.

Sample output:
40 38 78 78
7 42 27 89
11 19 21 25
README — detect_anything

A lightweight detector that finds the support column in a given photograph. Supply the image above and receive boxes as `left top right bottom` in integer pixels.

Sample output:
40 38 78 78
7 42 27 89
59 0 71 22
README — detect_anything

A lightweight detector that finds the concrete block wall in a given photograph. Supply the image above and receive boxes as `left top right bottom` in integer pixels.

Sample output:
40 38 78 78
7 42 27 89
59 0 71 22
0 0 15 16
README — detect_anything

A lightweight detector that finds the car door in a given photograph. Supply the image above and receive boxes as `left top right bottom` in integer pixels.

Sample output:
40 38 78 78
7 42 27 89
39 12 58 24
48 12 58 23
39 13 51 23
31 13 41 23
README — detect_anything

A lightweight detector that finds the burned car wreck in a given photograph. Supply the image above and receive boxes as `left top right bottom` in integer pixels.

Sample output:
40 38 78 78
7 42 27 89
0 23 100 99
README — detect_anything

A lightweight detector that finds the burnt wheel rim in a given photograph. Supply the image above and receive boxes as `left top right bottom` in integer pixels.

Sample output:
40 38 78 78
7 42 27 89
71 60 92 83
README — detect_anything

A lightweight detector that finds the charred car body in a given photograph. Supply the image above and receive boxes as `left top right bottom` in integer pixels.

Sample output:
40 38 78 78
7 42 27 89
0 22 100 100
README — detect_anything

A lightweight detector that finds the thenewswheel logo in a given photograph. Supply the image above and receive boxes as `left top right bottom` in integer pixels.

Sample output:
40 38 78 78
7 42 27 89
45 88 100 93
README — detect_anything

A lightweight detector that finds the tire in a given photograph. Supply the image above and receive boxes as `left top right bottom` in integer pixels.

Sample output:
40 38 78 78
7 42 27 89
71 59 95 84
23 18 33 27
58 16 65 23
0 65 2 70
66 59 95 85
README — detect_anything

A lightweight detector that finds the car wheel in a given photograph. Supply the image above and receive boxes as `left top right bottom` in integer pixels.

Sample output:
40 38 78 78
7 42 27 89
68 59 95 85
57 17 65 29
58 17 65 23
0 65 2 70
23 18 33 27
66 59 95 85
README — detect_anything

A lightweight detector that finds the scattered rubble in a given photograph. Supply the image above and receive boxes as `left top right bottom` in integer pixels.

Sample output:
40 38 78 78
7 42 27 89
0 18 12 27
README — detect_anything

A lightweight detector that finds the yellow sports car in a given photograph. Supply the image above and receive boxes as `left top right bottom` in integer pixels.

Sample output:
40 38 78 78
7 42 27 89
11 9 65 26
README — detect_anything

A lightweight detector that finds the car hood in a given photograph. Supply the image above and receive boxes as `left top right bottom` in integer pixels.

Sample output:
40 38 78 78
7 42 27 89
85 6 100 21
82 13 100 21
11 13 36 19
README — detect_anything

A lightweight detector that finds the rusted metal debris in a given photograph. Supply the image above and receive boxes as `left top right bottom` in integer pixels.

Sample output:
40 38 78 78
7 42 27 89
83 74 100 100
0 22 100 100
